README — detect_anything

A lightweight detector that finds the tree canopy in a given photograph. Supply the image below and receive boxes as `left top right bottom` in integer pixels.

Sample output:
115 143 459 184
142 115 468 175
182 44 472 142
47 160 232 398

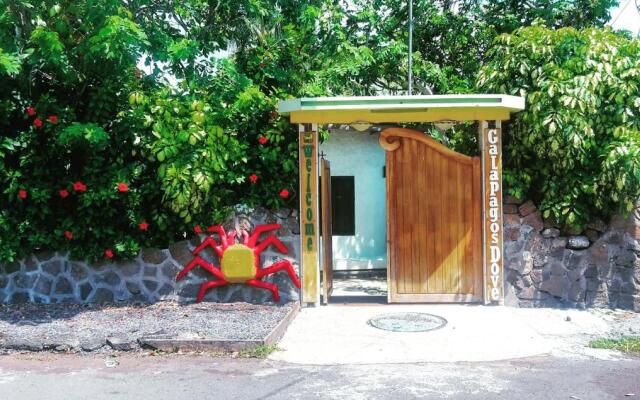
0 0 634 261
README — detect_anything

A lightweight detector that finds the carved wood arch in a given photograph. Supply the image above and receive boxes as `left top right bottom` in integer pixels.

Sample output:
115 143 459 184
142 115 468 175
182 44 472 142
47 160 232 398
379 127 474 165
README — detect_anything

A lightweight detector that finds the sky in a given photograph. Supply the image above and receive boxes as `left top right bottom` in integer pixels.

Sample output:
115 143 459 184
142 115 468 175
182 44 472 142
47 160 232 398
609 0 640 35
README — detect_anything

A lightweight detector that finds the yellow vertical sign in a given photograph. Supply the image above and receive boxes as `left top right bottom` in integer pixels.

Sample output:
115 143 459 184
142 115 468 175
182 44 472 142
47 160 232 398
299 126 319 304
481 122 504 305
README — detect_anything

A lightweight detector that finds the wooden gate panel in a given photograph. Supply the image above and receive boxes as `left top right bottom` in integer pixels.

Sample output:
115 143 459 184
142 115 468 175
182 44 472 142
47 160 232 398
381 128 482 302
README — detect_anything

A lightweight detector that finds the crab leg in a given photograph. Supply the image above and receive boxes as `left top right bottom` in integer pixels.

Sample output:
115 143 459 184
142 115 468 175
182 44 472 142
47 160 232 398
246 279 280 302
256 260 301 288
247 224 281 247
240 229 250 245
176 256 224 281
206 225 229 247
191 236 224 258
254 235 288 256
197 280 229 302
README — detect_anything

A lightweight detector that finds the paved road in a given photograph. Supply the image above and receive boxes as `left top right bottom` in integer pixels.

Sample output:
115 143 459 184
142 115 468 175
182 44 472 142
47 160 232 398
0 353 638 399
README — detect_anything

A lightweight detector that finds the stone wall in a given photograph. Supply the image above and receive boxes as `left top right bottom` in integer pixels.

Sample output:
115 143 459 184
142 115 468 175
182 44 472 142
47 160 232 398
503 198 640 311
0 207 301 305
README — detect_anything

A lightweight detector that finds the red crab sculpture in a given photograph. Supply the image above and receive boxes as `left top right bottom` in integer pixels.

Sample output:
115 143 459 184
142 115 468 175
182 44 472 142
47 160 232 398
176 224 301 302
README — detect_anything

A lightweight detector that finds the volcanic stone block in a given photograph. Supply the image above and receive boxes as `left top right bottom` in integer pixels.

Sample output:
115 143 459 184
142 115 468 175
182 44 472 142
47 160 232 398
522 211 544 232
10 292 30 303
160 261 179 280
504 195 523 205
34 276 53 296
621 281 637 294
617 294 640 312
539 275 570 298
587 219 608 233
24 256 38 272
90 288 114 303
5 337 44 351
177 282 201 299
157 283 174 296
141 248 167 265
504 213 521 226
68 262 88 281
549 261 568 276
14 273 36 289
518 200 537 217
568 278 587 302
143 280 158 292
95 271 121 286
81 337 105 352
586 289 609 308
567 236 590 250
107 336 136 351
119 262 141 277
126 281 142 295
517 286 549 300
169 241 193 266
541 228 560 239
505 226 521 241
80 282 93 301
585 229 599 243
504 204 519 214
616 250 637 267
53 277 73 295
42 260 62 276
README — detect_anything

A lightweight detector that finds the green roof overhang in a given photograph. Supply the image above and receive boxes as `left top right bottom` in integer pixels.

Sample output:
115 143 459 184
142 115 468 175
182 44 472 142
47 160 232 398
278 94 525 124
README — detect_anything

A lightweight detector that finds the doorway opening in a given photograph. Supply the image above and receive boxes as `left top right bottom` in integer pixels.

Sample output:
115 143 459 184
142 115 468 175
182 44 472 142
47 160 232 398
319 128 388 305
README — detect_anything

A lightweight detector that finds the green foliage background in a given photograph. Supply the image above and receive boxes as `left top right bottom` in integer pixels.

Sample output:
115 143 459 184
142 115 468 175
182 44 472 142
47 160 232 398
477 24 640 231
0 0 636 262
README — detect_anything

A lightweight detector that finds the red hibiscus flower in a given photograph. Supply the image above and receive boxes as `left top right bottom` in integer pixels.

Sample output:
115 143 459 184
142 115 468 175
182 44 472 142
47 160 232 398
64 230 74 240
249 174 258 184
138 222 149 231
193 225 203 234
18 189 27 199
47 115 58 124
207 225 217 233
117 182 129 193
59 189 69 199
72 181 87 192
33 118 43 128
26 106 36 117
258 135 268 145
279 189 289 199
104 249 114 259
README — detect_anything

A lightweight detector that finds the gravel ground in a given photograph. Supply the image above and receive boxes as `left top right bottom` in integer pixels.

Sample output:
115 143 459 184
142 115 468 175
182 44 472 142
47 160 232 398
589 308 640 337
0 301 295 353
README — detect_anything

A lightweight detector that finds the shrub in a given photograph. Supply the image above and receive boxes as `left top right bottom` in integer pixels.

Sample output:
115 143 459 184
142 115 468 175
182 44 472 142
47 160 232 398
477 24 640 231
0 3 298 263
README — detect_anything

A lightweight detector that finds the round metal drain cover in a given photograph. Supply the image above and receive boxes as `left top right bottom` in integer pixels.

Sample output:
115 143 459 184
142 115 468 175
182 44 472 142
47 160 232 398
368 312 447 332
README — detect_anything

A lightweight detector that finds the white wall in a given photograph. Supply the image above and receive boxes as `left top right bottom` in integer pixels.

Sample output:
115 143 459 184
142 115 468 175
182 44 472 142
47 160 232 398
320 129 387 270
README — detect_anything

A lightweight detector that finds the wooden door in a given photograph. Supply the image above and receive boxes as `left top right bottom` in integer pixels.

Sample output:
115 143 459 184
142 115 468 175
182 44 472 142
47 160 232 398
320 159 333 304
380 128 482 303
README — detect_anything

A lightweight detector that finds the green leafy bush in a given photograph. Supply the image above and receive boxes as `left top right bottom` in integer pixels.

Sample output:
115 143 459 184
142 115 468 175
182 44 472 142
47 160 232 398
477 24 640 231
0 2 297 263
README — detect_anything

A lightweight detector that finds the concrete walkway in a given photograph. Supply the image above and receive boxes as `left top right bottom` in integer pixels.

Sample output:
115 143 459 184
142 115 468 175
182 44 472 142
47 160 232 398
270 304 553 365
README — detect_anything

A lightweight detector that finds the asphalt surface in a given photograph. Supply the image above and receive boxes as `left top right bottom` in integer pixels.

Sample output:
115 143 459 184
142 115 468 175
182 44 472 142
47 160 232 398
0 353 638 400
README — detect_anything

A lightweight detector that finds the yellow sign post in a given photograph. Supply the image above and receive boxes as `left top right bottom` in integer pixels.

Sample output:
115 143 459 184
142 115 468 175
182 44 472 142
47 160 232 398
298 124 320 305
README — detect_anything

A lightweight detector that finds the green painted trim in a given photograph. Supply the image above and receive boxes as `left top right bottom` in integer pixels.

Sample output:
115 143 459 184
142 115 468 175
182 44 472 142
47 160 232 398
300 97 502 107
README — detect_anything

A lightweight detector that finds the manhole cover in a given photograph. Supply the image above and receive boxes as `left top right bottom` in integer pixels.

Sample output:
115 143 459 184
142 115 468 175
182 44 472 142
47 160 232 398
367 312 447 332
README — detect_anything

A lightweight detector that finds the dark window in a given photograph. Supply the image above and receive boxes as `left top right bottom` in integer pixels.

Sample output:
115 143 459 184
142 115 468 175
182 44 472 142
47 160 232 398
330 176 355 236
